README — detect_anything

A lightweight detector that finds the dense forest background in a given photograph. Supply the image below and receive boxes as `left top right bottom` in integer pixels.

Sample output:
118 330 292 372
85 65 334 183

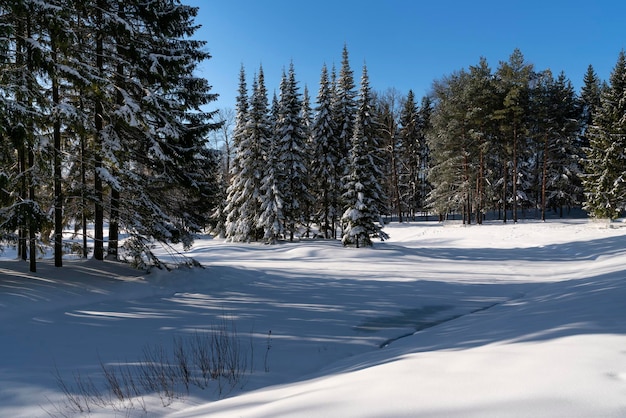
2 1 626 269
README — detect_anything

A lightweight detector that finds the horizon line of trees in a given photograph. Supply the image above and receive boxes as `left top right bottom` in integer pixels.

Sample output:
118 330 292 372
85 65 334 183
213 47 626 243
3 9 626 267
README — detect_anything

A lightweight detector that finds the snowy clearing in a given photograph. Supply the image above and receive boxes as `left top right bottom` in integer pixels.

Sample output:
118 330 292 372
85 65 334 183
1 219 626 417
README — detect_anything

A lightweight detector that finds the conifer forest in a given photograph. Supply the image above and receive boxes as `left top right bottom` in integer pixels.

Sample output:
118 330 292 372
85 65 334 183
2 1 626 269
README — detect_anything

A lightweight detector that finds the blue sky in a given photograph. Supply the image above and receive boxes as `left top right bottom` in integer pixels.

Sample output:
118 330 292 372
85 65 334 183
187 0 626 111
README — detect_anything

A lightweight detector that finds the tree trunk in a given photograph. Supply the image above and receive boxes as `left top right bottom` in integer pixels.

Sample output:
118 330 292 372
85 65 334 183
28 148 36 273
93 5 105 261
502 161 508 223
512 125 518 223
52 41 63 267
541 134 548 222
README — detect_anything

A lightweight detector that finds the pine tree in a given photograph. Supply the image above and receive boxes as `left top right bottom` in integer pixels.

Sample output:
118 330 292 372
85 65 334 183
583 50 626 219
341 65 387 247
466 57 499 223
531 70 583 220
493 49 533 223
427 70 474 220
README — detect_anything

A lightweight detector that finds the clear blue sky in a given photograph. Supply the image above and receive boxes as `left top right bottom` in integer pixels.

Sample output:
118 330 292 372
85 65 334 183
187 0 626 111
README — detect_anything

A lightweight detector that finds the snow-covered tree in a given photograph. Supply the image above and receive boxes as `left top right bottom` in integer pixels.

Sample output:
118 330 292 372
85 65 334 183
310 64 339 238
333 45 357 234
531 70 582 220
398 90 423 218
341 65 388 247
225 67 270 241
273 63 310 241
493 49 534 223
583 50 626 219
224 66 250 239
0 0 55 271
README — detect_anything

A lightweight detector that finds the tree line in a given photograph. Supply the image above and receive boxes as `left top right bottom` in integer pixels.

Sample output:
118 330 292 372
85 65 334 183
217 47 392 247
216 46 626 245
3 2 626 265
426 49 626 224
0 0 219 271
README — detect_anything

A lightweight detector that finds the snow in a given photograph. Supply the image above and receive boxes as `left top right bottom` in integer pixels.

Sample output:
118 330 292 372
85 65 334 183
1 219 626 417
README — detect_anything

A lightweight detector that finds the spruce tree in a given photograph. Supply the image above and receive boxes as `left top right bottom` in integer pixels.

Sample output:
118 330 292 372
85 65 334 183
274 63 310 241
0 0 52 271
341 65 387 247
583 50 626 219
226 67 270 241
579 64 602 150
398 90 421 219
224 66 250 239
333 45 357 235
310 64 339 238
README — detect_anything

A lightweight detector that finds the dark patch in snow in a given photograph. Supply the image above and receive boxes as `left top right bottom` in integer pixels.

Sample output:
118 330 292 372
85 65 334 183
357 303 501 348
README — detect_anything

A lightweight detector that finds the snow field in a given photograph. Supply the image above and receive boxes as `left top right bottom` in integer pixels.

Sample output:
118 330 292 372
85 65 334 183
0 219 625 417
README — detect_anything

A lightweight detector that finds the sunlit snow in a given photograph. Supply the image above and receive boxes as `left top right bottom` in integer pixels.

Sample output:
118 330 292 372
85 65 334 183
1 219 625 417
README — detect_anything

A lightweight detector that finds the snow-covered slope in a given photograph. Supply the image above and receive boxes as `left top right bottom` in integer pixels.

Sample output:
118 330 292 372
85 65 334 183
1 220 625 417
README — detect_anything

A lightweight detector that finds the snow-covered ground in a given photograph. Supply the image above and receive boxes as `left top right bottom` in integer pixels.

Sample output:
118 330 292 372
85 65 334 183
1 219 626 417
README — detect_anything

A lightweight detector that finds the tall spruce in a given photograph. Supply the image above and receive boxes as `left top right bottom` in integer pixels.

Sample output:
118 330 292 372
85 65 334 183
274 63 310 241
310 64 339 238
224 66 250 239
225 67 270 241
583 50 626 219
333 45 357 235
341 65 387 247
579 64 602 150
